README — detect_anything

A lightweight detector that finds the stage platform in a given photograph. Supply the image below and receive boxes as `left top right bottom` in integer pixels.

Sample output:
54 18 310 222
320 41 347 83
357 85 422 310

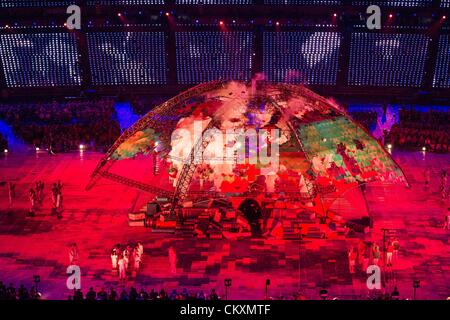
0 150 449 300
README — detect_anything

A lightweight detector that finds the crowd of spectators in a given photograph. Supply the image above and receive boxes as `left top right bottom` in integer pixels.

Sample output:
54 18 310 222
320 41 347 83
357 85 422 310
385 109 450 153
349 106 449 153
69 287 222 301
0 98 121 152
0 280 418 301
0 281 40 300
56 286 413 301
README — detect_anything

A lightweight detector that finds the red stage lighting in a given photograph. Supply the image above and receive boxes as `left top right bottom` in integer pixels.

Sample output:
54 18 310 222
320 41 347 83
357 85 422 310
443 16 447 20
117 13 122 17
389 14 393 18
333 13 337 17
165 12 170 17
219 20 224 26
275 21 280 26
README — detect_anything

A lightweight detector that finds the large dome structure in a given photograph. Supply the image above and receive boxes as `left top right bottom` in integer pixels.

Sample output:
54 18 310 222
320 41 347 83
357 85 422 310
87 80 408 216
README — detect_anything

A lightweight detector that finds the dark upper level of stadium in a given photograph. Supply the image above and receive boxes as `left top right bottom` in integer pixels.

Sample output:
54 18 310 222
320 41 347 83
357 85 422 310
0 1 449 102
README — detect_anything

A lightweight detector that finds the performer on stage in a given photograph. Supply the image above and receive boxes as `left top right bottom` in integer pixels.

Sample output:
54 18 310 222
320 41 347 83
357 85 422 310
137 241 144 257
28 188 36 216
55 189 63 218
386 241 394 267
372 243 380 266
424 168 431 190
133 245 141 272
111 247 118 272
51 183 58 210
69 243 79 265
8 182 15 209
348 247 357 274
123 247 130 273
118 255 127 282
443 209 450 230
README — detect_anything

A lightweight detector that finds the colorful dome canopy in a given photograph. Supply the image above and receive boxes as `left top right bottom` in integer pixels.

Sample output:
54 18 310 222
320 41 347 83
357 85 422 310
87 81 408 210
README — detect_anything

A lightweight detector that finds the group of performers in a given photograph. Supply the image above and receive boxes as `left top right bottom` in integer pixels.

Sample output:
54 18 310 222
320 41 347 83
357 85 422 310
26 180 63 217
111 242 144 282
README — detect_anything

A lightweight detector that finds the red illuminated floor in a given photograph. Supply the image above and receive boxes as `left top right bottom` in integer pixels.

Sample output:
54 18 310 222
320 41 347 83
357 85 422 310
0 150 449 300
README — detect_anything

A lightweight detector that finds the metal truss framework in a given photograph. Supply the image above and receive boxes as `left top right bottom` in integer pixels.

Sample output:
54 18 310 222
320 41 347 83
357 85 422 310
170 119 220 213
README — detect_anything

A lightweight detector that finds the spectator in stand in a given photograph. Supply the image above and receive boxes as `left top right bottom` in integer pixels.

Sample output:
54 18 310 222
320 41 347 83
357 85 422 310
0 281 6 299
0 98 120 153
385 108 449 153
129 287 138 301
73 289 83 300
209 289 219 300
197 290 205 300
17 284 29 300
86 287 96 300
29 286 38 300
97 288 108 300
139 288 149 300
159 288 167 299
0 282 41 300
120 289 129 301
7 283 16 300
108 288 117 301
149 289 158 300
